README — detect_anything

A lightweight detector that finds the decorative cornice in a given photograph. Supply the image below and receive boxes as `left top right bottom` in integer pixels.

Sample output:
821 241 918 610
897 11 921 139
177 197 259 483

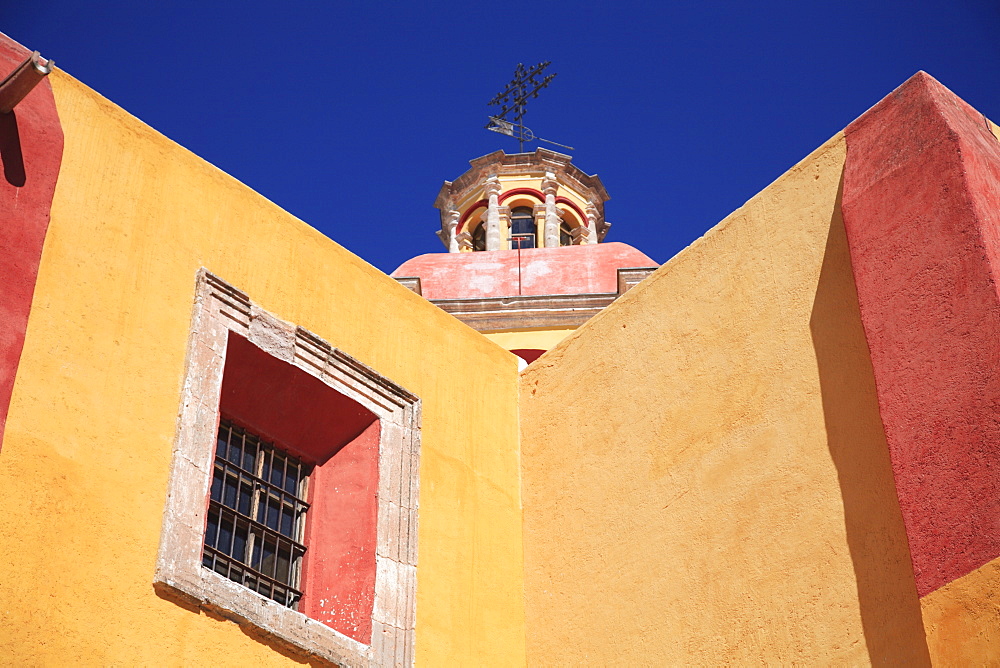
392 266 659 331
435 149 609 217
432 293 618 331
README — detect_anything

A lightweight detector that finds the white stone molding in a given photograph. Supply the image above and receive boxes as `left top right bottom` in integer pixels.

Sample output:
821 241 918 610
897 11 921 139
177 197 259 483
497 206 511 249
542 172 560 249
484 176 502 251
532 204 546 243
585 202 600 245
456 231 473 252
446 209 460 253
155 269 421 667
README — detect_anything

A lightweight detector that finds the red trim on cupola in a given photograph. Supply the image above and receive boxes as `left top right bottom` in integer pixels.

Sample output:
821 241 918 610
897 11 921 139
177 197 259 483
555 196 589 227
457 199 488 233
498 187 544 205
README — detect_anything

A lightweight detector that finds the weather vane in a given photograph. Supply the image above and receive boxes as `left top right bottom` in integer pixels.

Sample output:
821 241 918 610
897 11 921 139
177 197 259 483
485 61 574 153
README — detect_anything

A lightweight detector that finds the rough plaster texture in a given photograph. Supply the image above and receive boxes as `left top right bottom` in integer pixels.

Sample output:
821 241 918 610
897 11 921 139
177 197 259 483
920 555 1000 665
843 72 1000 598
299 419 382 643
0 68 525 666
520 134 930 664
391 241 655 299
0 37 62 447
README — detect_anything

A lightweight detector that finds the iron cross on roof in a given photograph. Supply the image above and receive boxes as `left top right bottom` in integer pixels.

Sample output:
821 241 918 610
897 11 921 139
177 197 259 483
485 62 574 153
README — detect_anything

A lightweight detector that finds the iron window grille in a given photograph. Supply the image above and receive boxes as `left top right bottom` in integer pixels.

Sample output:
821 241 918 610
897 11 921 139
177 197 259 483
202 419 311 609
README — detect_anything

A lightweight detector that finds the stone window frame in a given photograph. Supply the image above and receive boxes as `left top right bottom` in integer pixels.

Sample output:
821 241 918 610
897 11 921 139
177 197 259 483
155 270 420 667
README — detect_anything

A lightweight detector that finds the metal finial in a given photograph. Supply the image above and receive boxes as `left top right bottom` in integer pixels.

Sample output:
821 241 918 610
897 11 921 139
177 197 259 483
485 62 573 152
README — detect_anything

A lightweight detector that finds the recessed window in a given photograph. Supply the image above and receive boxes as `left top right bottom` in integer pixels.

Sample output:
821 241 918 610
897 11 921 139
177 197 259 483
472 222 487 251
560 221 573 246
510 207 535 249
203 419 311 609
156 270 420 666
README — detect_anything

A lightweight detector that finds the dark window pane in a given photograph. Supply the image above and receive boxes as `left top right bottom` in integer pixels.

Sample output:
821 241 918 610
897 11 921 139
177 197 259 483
218 517 233 556
242 441 255 472
284 467 298 495
256 494 268 525
511 208 534 235
280 504 295 538
265 497 280 530
261 538 276 577
232 522 248 561
251 537 262 570
276 546 291 583
512 234 535 249
223 472 238 509
210 467 223 502
238 481 253 515
228 437 242 467
205 509 219 548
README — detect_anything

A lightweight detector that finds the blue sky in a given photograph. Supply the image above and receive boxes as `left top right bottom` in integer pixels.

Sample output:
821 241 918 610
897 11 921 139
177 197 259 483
5 1 999 273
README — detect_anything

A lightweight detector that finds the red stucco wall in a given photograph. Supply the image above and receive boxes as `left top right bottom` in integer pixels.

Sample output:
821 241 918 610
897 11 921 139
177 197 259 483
220 334 377 460
300 420 380 643
0 37 63 448
843 72 1000 596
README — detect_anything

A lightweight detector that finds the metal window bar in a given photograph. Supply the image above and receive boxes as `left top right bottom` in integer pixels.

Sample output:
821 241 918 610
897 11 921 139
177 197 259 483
202 419 311 609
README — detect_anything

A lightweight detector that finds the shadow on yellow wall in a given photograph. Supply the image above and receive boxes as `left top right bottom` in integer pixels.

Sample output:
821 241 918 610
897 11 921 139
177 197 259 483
809 175 930 666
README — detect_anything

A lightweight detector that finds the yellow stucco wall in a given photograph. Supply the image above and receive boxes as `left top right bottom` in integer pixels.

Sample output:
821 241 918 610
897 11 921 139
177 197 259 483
484 327 576 353
921 556 1000 665
519 135 931 664
0 71 526 666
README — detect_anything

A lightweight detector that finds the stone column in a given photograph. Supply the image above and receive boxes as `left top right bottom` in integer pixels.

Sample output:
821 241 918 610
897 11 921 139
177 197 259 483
498 206 511 249
585 203 600 245
533 204 546 246
446 209 460 253
542 172 560 248
484 176 502 251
